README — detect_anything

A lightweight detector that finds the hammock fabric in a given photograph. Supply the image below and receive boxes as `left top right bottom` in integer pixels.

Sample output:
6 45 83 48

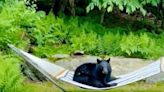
8 44 164 90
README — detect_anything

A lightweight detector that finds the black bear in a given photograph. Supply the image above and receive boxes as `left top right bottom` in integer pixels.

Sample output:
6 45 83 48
73 58 117 88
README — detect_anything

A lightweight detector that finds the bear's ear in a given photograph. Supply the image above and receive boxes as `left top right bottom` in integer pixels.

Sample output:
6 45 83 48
97 59 101 64
106 58 110 63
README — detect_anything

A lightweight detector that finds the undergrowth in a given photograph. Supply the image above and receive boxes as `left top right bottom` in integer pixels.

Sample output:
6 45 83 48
0 0 164 59
0 54 29 92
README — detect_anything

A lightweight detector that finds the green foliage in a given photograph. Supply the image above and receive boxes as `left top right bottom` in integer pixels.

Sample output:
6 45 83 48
97 33 122 55
142 0 160 6
0 0 32 51
87 0 162 16
31 45 57 58
120 33 151 58
70 31 98 54
0 54 29 92
0 0 164 59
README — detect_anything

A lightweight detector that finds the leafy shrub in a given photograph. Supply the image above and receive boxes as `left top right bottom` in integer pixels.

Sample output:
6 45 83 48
87 0 161 16
0 0 32 51
97 32 122 55
70 31 98 54
0 0 164 59
118 32 164 59
120 33 150 58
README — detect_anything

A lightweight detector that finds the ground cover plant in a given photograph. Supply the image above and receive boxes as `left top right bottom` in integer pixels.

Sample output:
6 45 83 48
0 0 164 59
0 54 30 92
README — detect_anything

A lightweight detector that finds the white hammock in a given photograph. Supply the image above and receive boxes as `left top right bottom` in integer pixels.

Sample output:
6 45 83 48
8 44 164 90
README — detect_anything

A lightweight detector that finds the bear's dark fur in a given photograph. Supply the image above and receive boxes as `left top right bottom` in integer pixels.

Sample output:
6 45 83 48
73 58 117 88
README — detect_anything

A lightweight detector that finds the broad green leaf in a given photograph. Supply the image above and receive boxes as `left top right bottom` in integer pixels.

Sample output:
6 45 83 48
86 6 90 13
102 2 107 8
107 6 113 12
98 4 102 10
123 0 127 6
151 0 158 6
119 5 124 11
140 8 147 16
90 3 94 10
126 6 131 14
131 5 136 12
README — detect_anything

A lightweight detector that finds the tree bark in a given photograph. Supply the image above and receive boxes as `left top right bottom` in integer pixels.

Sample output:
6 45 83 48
160 0 164 28
159 0 164 28
100 9 106 24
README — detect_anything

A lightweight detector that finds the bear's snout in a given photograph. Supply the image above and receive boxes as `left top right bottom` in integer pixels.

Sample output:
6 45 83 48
102 69 108 74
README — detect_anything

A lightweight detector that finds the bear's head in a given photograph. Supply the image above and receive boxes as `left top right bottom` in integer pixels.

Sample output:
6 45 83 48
96 58 111 75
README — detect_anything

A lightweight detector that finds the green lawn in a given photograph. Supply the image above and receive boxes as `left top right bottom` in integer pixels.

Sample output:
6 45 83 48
26 81 164 92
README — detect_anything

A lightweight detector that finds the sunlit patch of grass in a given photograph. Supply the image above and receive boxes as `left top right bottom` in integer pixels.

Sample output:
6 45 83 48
107 82 164 92
25 81 164 92
25 82 61 92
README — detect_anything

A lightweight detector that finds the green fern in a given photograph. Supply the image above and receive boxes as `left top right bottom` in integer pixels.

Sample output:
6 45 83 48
0 54 29 92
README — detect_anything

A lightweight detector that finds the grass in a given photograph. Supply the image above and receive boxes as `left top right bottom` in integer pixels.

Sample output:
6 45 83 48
25 81 164 92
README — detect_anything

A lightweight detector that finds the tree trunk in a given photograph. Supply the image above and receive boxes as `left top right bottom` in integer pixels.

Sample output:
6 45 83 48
69 0 75 16
160 0 164 28
100 8 106 24
159 0 164 28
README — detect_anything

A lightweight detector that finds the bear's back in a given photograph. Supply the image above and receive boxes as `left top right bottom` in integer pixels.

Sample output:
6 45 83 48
74 63 96 76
